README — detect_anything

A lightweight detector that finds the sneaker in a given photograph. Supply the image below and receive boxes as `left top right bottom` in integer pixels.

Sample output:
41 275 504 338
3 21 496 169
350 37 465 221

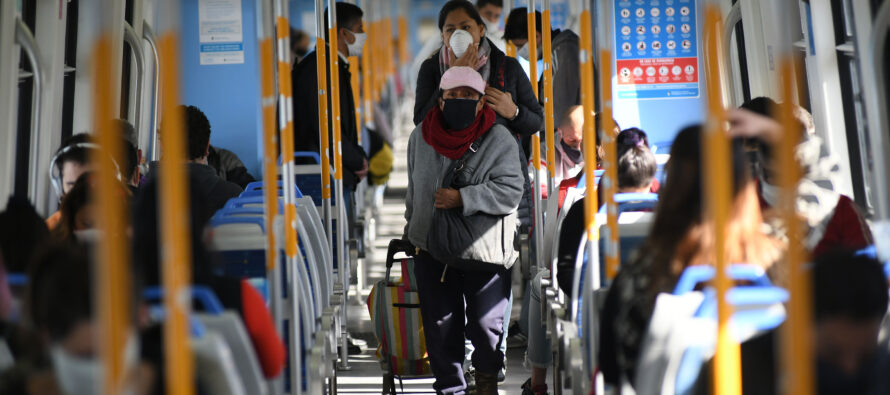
507 321 528 348
498 367 506 384
521 378 549 395
465 368 476 392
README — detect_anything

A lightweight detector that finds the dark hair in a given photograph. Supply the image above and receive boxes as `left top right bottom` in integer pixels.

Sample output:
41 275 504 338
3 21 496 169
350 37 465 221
813 250 889 323
54 172 95 242
438 0 486 31
503 7 543 40
476 0 503 9
0 196 50 273
617 145 656 190
113 119 138 181
739 96 778 118
27 241 92 342
594 112 621 167
617 128 650 158
182 105 212 160
54 133 93 175
324 2 364 39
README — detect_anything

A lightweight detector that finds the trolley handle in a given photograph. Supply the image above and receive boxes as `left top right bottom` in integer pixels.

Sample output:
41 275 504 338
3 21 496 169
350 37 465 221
385 239 416 282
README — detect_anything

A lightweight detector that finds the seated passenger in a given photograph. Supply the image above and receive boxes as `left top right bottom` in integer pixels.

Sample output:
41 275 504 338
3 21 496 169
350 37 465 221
207 145 256 190
20 242 156 395
693 249 890 395
132 176 286 379
549 105 585 184
405 66 523 395
180 105 243 214
46 134 95 229
51 172 98 243
598 125 784 389
739 97 872 257
555 113 620 211
0 196 50 273
112 119 142 192
615 127 660 193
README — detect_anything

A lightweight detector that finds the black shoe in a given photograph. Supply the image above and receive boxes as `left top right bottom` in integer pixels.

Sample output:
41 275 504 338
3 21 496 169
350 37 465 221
507 321 528 348
498 368 506 384
521 378 549 395
474 372 498 395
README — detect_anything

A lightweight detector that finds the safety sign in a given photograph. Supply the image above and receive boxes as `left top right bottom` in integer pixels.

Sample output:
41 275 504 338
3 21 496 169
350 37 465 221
614 0 699 99
198 0 245 65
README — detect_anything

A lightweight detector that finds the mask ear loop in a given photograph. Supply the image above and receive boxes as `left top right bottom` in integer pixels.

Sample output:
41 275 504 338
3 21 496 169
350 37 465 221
48 142 122 197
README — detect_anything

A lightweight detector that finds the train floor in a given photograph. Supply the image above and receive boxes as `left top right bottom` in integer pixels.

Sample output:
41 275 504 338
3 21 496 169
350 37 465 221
338 130 550 394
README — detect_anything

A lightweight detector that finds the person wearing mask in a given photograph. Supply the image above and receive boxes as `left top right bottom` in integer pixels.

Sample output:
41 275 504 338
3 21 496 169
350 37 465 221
554 113 620 211
292 2 369 199
740 97 872 257
693 249 890 394
548 105 584 184
409 0 505 94
503 8 580 123
46 134 95 229
405 67 523 395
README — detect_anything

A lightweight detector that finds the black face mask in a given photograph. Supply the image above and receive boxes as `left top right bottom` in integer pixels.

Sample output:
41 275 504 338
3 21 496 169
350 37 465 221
295 48 308 57
442 99 479 130
561 139 583 163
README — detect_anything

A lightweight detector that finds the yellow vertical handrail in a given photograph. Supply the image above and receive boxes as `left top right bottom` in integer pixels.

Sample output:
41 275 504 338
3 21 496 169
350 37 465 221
315 0 334 250
399 16 410 67
349 56 362 144
362 38 374 125
276 15 299 289
527 4 539 98
778 37 814 395
504 0 516 57
702 4 742 395
92 33 134 395
541 0 555 190
580 7 598 280
157 27 195 395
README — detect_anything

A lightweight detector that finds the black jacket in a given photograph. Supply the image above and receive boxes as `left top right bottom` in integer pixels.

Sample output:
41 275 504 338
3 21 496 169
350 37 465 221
414 38 545 153
292 50 366 190
187 163 243 215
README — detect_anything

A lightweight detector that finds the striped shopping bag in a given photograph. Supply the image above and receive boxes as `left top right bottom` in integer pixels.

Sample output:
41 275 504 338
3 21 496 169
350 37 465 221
367 242 430 378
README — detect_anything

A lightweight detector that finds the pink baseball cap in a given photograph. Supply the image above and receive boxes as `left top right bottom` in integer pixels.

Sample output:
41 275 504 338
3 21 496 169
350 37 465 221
439 66 487 95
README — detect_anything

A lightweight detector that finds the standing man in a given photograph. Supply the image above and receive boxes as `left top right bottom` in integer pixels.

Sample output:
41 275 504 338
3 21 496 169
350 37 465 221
504 7 580 124
292 2 369 196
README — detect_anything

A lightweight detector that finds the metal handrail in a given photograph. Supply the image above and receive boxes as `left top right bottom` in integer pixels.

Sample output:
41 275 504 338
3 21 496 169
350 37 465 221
722 2 742 107
142 22 161 161
15 18 44 203
860 1 890 221
123 22 146 149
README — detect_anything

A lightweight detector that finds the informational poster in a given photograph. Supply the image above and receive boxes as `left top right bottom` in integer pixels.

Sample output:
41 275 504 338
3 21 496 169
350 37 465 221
198 0 244 65
614 0 699 99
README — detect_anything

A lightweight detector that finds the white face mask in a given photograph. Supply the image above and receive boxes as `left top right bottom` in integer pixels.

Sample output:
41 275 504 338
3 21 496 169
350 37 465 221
51 336 139 395
449 29 475 58
346 31 367 57
483 19 500 35
516 42 541 61
760 180 779 207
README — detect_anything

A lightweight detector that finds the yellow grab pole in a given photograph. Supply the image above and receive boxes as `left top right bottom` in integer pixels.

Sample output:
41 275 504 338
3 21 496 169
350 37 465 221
595 0 618 281
315 0 334 249
156 12 195 395
526 4 539 98
349 56 362 144
328 0 352 370
362 38 374 125
504 0 516 57
702 4 742 395
579 7 599 281
778 35 814 395
92 33 134 395
541 0 556 190
399 16 410 66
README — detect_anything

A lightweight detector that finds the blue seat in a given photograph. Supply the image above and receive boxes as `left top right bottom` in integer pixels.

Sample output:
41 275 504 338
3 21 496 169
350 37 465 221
240 180 304 198
6 273 27 287
143 285 226 314
224 196 283 210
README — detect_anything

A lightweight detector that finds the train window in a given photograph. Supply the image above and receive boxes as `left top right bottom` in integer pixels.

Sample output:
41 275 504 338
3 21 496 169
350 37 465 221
120 0 135 119
831 0 873 211
61 0 79 142
730 0 751 103
13 0 37 198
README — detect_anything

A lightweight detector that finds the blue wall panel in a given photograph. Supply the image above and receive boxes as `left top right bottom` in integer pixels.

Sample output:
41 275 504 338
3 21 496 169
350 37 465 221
180 0 264 179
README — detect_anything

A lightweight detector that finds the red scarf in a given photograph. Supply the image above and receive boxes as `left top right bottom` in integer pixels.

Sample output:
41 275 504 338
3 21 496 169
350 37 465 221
422 105 496 160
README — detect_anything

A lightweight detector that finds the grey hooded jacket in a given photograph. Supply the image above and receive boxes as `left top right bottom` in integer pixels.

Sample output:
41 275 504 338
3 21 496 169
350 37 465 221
404 122 524 268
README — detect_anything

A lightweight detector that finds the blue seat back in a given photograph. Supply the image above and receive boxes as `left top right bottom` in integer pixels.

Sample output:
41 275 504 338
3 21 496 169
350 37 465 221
143 285 226 314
